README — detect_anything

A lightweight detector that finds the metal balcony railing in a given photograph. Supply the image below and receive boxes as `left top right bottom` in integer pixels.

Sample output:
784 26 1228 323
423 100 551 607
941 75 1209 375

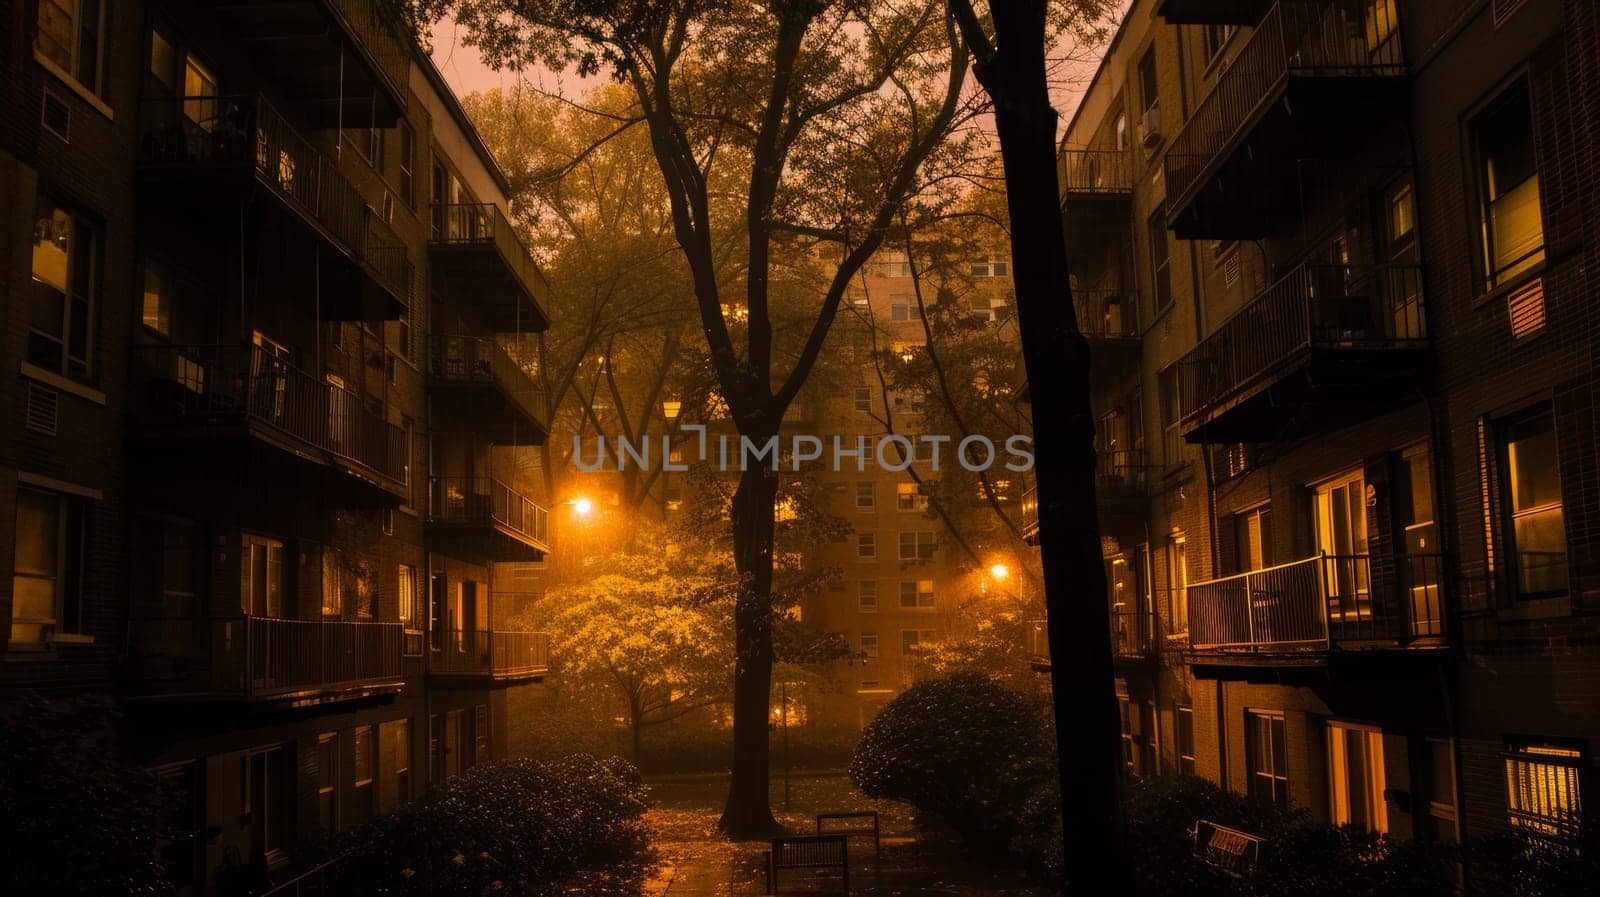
1164 0 1406 211
329 0 411 97
430 629 551 677
428 476 550 549
1110 609 1156 658
1060 148 1135 194
136 93 412 307
138 94 365 248
224 617 402 698
1187 552 1445 652
1098 449 1153 497
1178 263 1426 425
430 202 543 302
1075 289 1141 340
133 344 408 486
429 333 544 424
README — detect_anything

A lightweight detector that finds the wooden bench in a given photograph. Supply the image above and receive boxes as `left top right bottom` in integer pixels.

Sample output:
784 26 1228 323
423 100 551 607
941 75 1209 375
816 810 880 860
1190 818 1263 877
765 834 848 894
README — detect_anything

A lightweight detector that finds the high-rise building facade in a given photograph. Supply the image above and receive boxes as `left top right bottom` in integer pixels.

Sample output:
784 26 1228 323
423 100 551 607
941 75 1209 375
0 1 555 891
1050 0 1597 855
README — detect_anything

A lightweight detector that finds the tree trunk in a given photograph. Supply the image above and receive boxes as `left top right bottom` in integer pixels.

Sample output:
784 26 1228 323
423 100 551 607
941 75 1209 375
977 2 1132 890
631 713 644 766
720 456 780 838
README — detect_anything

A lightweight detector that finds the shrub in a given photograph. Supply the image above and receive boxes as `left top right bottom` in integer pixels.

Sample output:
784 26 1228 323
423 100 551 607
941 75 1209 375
850 672 1050 857
0 694 176 897
328 754 652 897
1464 830 1600 897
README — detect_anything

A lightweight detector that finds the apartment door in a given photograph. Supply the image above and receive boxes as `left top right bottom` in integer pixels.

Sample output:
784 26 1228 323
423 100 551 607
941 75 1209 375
326 373 350 454
1398 444 1443 635
1328 722 1389 833
1314 471 1370 626
443 709 463 779
249 331 291 424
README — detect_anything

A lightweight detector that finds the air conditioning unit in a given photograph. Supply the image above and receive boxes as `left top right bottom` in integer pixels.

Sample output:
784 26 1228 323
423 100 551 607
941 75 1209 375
1139 106 1162 149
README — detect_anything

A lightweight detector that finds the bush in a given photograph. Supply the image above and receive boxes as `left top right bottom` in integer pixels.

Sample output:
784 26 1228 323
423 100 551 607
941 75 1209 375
850 672 1051 857
1464 830 1600 897
328 754 652 896
0 694 176 897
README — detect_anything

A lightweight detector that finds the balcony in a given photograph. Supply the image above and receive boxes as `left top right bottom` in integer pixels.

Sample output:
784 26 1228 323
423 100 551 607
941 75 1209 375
1075 289 1141 346
129 615 403 705
135 94 411 319
1060 149 1134 204
1177 263 1427 443
429 630 551 683
1186 553 1446 667
1163 0 1407 239
427 476 550 561
428 334 547 445
1110 609 1157 662
132 344 409 501
429 203 550 332
213 0 409 128
1157 0 1273 24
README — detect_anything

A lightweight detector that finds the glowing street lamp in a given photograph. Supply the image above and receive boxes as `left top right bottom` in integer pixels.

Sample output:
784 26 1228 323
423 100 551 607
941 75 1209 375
989 563 1010 581
662 400 682 421
572 497 594 517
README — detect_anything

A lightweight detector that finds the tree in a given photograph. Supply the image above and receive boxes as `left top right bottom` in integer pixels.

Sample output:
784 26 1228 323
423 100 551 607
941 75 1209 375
410 0 977 836
944 0 1131 890
530 549 735 763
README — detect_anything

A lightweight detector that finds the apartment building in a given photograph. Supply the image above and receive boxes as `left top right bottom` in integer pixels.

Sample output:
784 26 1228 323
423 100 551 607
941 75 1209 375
1048 0 1597 857
801 247 1024 729
1 1 554 891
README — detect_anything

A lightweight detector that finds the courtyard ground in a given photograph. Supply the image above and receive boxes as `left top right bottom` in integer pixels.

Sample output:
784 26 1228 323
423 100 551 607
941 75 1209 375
640 770 1051 896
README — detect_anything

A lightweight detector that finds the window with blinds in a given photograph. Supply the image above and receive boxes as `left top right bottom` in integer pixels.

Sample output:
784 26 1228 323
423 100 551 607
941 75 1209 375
1505 743 1583 842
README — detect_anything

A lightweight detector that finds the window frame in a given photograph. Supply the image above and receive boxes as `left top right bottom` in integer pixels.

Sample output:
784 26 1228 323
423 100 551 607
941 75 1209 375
856 532 877 560
29 196 100 380
1469 75 1545 293
36 0 108 98
898 579 935 609
10 485 89 646
1494 404 1568 599
1503 740 1584 844
1176 706 1196 776
898 530 936 561
1246 710 1289 810
857 580 878 613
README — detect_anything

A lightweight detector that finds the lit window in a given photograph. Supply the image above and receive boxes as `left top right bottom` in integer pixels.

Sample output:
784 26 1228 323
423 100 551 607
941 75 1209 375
10 486 89 646
1473 80 1545 289
896 482 926 512
1505 743 1583 842
898 580 934 609
1499 406 1568 596
398 564 418 628
29 196 98 379
1329 723 1389 833
37 0 107 95
1247 711 1288 809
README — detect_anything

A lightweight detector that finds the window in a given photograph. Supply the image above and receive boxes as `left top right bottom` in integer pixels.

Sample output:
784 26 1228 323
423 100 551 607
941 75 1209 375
1158 365 1183 466
242 747 290 860
379 719 411 812
1247 711 1289 809
881 250 913 277
37 0 107 95
858 580 878 613
970 255 1008 278
1114 112 1128 150
30 196 98 378
473 705 490 766
1235 505 1273 573
1424 738 1459 844
898 530 936 561
1148 205 1172 314
900 629 935 654
1328 723 1389 833
183 56 219 130
398 564 418 629
856 532 877 560
10 486 88 645
854 482 876 511
142 258 172 337
1505 742 1583 842
1499 407 1567 596
860 632 879 658
899 580 934 609
358 126 387 171
1119 699 1136 772
240 534 284 617
853 387 872 414
1473 80 1544 289
322 550 344 616
890 300 922 321
1138 47 1158 115
352 725 376 825
398 120 416 207
1176 707 1196 776
316 733 339 832
148 28 177 91
1167 534 1188 634
896 482 926 512
1314 471 1370 616
1202 25 1235 64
